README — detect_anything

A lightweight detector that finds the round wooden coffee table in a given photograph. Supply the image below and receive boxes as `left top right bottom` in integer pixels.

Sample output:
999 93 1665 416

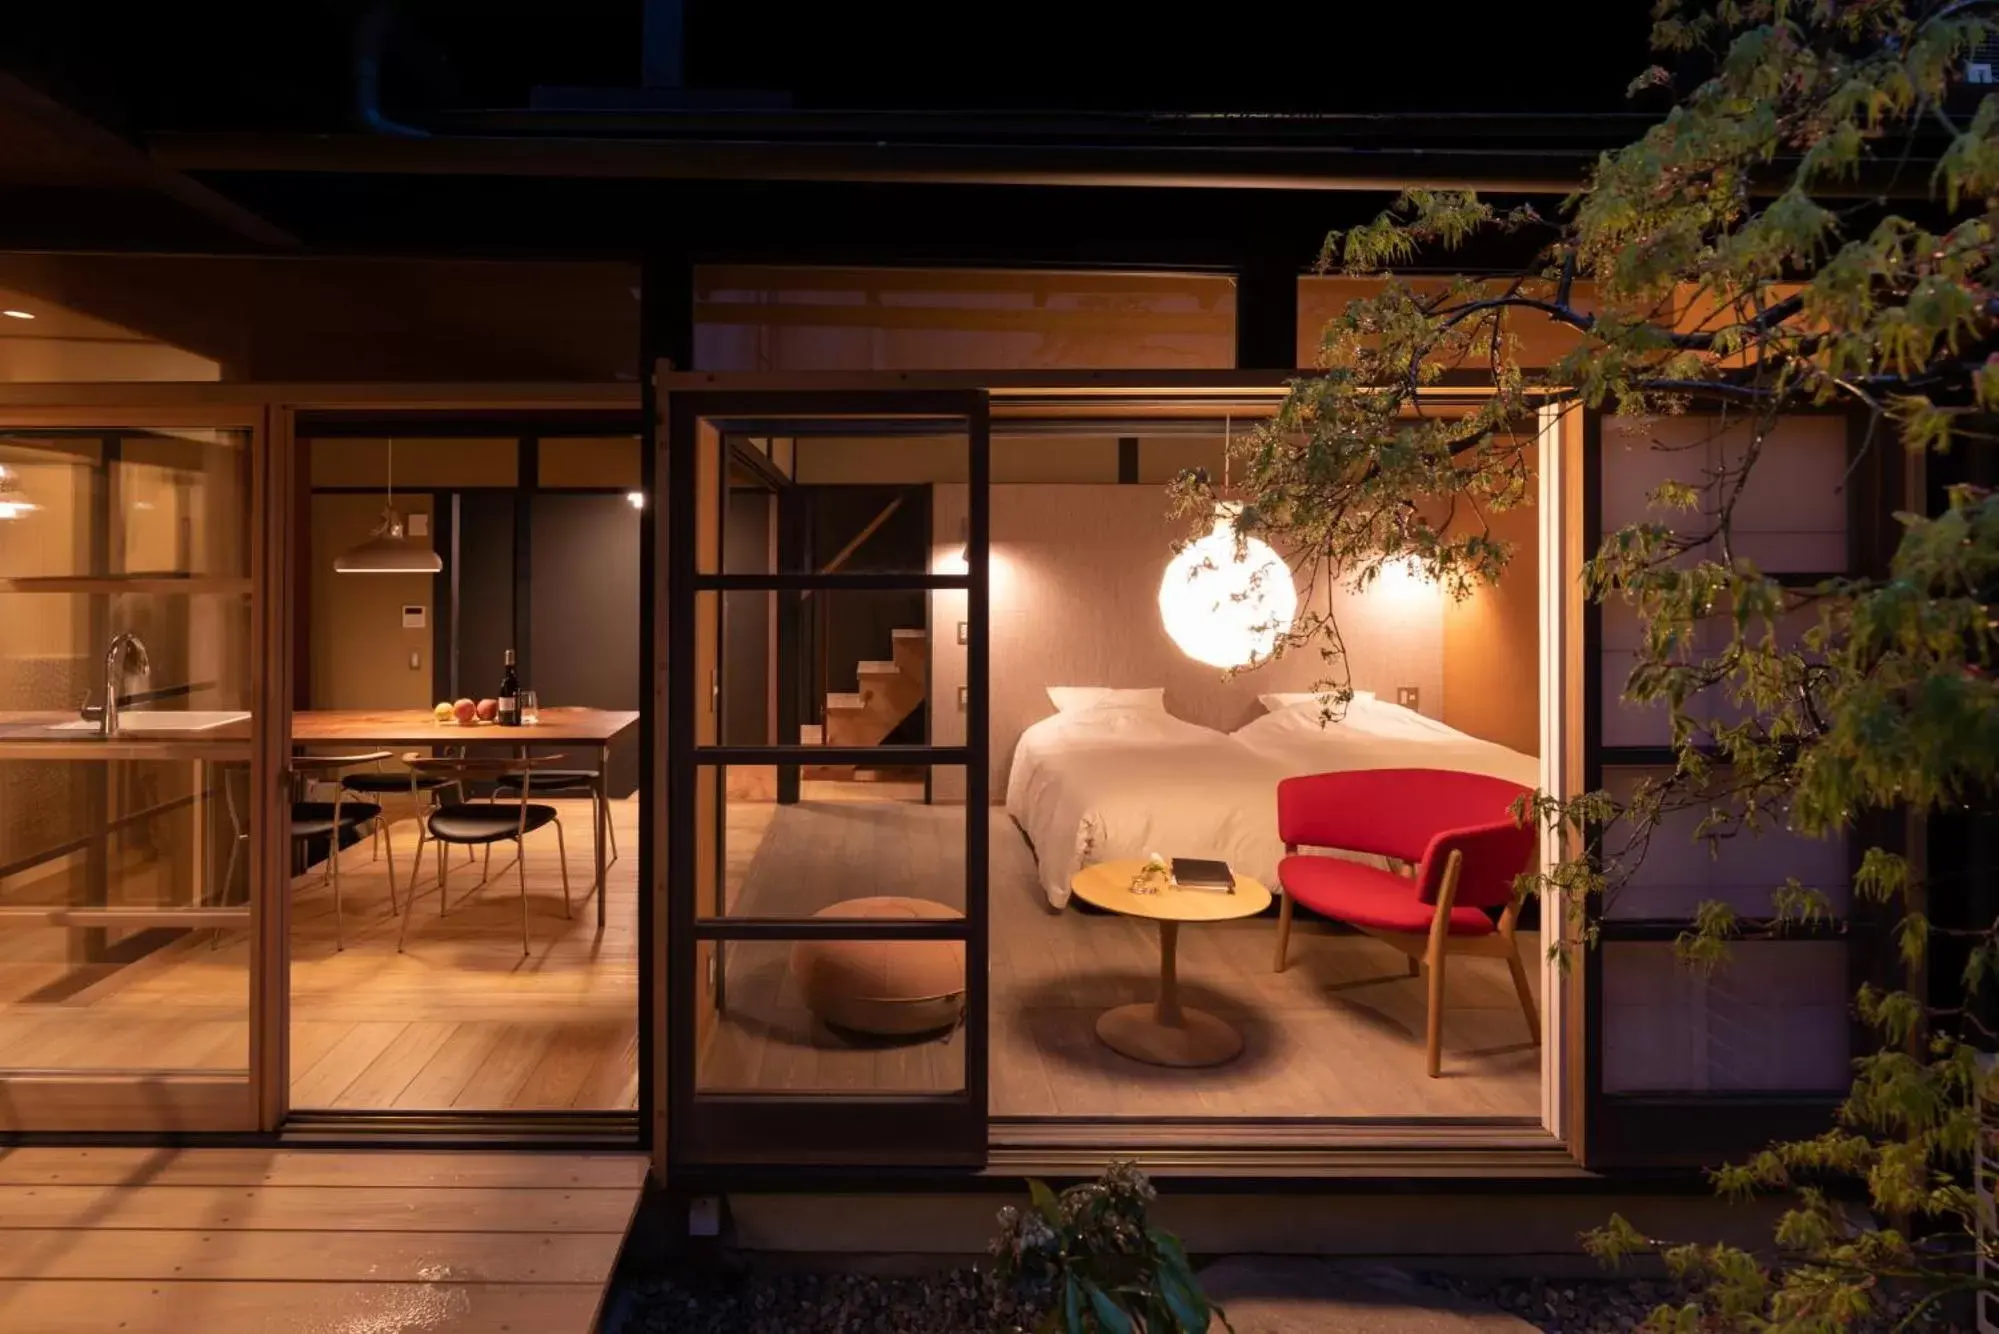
1069 859 1273 1067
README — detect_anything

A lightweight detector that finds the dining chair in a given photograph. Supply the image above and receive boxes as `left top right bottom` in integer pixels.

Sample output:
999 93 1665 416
339 753 474 881
1273 768 1539 1077
494 762 617 877
397 753 572 955
290 750 400 951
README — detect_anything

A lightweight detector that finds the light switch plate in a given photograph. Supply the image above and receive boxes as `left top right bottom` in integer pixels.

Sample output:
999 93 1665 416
957 684 969 709
957 620 968 644
401 604 426 629
1396 686 1421 710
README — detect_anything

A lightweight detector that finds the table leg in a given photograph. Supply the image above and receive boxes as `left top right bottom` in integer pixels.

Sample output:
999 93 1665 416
594 743 609 927
1093 920 1243 1067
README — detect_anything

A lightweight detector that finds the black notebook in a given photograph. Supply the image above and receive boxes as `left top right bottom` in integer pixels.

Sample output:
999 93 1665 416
1171 858 1236 892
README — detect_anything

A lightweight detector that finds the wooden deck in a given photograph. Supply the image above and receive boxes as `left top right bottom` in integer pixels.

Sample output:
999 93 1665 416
0 1146 646 1333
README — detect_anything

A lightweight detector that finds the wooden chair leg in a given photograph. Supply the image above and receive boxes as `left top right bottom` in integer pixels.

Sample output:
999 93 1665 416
1272 890 1294 973
438 841 451 916
1508 950 1542 1045
554 819 573 919
514 837 531 955
1425 947 1446 1078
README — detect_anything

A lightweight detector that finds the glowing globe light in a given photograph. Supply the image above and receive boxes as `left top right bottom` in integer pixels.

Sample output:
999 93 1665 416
1158 506 1297 669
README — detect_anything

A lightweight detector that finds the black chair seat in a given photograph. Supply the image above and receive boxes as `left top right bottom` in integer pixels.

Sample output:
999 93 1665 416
341 772 452 795
495 768 599 795
292 800 382 840
429 803 560 844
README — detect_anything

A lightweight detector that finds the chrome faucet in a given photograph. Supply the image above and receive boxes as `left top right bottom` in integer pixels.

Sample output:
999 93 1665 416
102 632 151 737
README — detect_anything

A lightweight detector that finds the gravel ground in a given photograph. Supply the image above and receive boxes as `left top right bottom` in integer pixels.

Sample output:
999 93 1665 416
1422 1273 1964 1333
606 1260 1971 1333
606 1264 1030 1334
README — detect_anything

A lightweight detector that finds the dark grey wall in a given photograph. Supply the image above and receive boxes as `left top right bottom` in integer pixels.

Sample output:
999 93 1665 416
528 494 642 796
453 492 516 701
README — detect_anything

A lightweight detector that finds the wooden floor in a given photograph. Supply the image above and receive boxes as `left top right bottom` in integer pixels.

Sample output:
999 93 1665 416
704 798 1543 1118
0 797 640 1112
0 1146 645 1334
4 789 1540 1119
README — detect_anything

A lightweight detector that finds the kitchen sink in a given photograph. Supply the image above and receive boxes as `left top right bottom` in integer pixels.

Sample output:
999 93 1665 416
45 710 251 734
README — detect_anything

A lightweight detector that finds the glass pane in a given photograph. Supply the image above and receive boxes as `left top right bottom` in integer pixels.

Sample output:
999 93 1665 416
1602 941 1850 1093
1600 598 1825 749
705 765 968 920
1600 767 1849 920
696 937 967 1094
0 425 256 1086
0 428 251 582
719 429 970 577
0 760 250 1073
1598 414 1847 574
714 587 946 750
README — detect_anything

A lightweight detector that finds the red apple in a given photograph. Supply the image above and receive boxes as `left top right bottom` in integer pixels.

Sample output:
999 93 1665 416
475 698 499 723
452 698 477 725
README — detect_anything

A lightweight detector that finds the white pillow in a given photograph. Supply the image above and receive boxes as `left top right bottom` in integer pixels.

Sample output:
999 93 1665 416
1046 686 1167 714
1258 690 1375 713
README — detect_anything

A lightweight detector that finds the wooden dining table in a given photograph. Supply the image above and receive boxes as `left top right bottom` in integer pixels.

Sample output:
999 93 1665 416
290 708 640 927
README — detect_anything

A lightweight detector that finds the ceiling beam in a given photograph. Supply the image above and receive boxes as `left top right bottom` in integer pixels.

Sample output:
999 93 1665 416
0 74 297 249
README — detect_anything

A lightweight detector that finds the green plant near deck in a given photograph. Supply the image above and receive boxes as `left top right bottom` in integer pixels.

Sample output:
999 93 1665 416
1190 0 1999 1326
990 1161 1226 1333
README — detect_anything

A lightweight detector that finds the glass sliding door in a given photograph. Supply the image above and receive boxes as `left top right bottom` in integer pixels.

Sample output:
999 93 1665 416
0 406 281 1131
664 389 989 1166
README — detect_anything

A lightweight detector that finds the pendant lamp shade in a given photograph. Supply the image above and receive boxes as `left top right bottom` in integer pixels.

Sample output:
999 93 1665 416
0 463 37 521
334 506 442 573
334 438 440 573
1158 503 1296 669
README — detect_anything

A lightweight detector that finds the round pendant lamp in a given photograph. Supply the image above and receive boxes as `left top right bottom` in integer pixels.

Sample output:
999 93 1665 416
0 463 38 521
1158 502 1296 669
335 438 441 574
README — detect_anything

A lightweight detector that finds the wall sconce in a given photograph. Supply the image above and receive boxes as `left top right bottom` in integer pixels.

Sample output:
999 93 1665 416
627 491 645 509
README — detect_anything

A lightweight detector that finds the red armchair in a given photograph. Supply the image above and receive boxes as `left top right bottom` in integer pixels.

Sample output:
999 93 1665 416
1274 768 1539 1077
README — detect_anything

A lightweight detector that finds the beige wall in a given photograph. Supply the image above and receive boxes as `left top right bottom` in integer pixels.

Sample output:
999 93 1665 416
1441 454 1541 756
309 493 437 710
933 484 1448 800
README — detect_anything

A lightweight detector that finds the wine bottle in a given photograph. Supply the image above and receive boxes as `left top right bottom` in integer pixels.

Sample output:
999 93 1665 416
497 649 521 726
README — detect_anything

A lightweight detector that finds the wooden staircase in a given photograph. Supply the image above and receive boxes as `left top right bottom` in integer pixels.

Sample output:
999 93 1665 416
804 627 928 780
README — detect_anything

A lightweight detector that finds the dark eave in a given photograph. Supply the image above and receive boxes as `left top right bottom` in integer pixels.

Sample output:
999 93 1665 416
147 108 1947 198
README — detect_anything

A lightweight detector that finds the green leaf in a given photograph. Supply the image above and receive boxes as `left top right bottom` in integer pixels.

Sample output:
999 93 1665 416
1029 1178 1062 1227
1063 1273 1084 1334
1082 1280 1136 1334
1156 1266 1212 1333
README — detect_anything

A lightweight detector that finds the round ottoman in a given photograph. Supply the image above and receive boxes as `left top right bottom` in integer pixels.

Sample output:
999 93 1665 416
789 896 966 1037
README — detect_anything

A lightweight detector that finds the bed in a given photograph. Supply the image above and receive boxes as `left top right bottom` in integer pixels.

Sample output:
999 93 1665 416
1004 691 1540 910
1005 700 1287 909
1230 695 1540 790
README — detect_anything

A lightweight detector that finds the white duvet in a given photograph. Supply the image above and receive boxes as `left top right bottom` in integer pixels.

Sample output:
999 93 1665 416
1230 699 1540 790
1006 706 1287 910
1005 699 1539 910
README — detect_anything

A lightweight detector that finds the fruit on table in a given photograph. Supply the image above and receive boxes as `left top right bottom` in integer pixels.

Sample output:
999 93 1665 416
433 701 455 723
475 698 499 722
452 698 478 725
